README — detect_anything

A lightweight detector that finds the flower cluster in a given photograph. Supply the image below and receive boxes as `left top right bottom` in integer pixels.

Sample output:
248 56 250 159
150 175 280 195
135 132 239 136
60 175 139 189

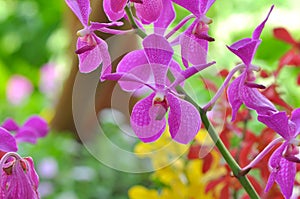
65 0 299 198
0 116 48 198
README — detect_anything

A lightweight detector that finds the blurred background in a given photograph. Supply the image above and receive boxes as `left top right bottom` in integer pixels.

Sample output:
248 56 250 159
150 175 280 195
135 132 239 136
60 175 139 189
0 0 299 198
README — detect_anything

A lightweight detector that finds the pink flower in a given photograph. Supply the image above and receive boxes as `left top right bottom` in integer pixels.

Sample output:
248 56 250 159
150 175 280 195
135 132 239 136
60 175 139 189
65 0 123 80
6 75 33 106
105 34 215 143
0 153 39 199
227 6 277 121
2 116 49 145
258 108 300 198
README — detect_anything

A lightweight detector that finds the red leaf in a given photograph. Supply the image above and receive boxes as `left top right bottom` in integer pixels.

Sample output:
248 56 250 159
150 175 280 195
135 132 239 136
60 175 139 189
273 27 297 45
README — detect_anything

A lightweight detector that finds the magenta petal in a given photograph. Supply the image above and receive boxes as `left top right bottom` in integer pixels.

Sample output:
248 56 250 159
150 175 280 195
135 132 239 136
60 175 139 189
77 36 104 73
227 39 260 67
143 34 173 85
23 116 49 138
65 0 90 26
0 127 17 152
130 93 166 142
180 21 208 67
241 85 277 116
172 0 201 16
258 112 290 140
167 93 201 144
2 118 19 132
227 75 244 121
135 0 163 24
15 127 38 144
2 157 39 199
267 144 295 199
103 0 125 21
99 40 112 81
154 0 175 35
200 0 215 14
291 108 300 134
24 157 39 189
252 5 274 40
110 0 127 13
116 50 150 91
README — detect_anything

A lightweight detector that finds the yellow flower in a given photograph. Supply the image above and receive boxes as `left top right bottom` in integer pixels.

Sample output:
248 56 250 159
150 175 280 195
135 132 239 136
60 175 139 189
134 126 189 169
129 127 226 199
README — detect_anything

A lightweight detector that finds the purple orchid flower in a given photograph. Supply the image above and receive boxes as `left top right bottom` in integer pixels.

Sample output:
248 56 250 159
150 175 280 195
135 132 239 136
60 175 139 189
65 0 123 80
227 5 277 121
258 108 300 199
105 33 215 144
0 153 40 199
175 0 215 67
1 116 49 145
0 128 18 153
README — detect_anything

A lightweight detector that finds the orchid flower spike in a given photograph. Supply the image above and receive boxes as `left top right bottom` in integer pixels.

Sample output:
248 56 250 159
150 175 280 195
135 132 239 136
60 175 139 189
105 33 215 144
65 0 123 80
0 152 40 199
227 5 277 121
258 108 300 199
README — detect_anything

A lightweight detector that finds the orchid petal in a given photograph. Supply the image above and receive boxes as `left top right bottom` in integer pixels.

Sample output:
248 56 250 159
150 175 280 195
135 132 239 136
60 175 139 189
103 0 125 21
227 75 244 121
0 127 17 152
252 5 274 40
2 118 19 132
24 157 39 190
172 0 201 16
23 116 48 138
110 0 127 13
241 85 277 116
154 0 175 35
65 0 90 26
15 127 38 144
143 34 173 86
167 93 201 144
291 108 300 134
131 93 166 142
258 112 290 140
116 50 151 91
180 21 208 67
77 36 103 73
200 0 216 14
227 39 260 67
170 61 216 88
135 0 163 24
99 40 112 81
267 143 295 199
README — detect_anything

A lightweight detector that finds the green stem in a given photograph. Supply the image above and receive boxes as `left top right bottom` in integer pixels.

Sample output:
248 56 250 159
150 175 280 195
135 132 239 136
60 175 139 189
176 86 260 199
124 6 147 39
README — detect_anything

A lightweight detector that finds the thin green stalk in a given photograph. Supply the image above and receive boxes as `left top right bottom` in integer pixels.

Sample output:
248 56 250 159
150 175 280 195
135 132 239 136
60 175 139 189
176 86 260 199
124 6 147 39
